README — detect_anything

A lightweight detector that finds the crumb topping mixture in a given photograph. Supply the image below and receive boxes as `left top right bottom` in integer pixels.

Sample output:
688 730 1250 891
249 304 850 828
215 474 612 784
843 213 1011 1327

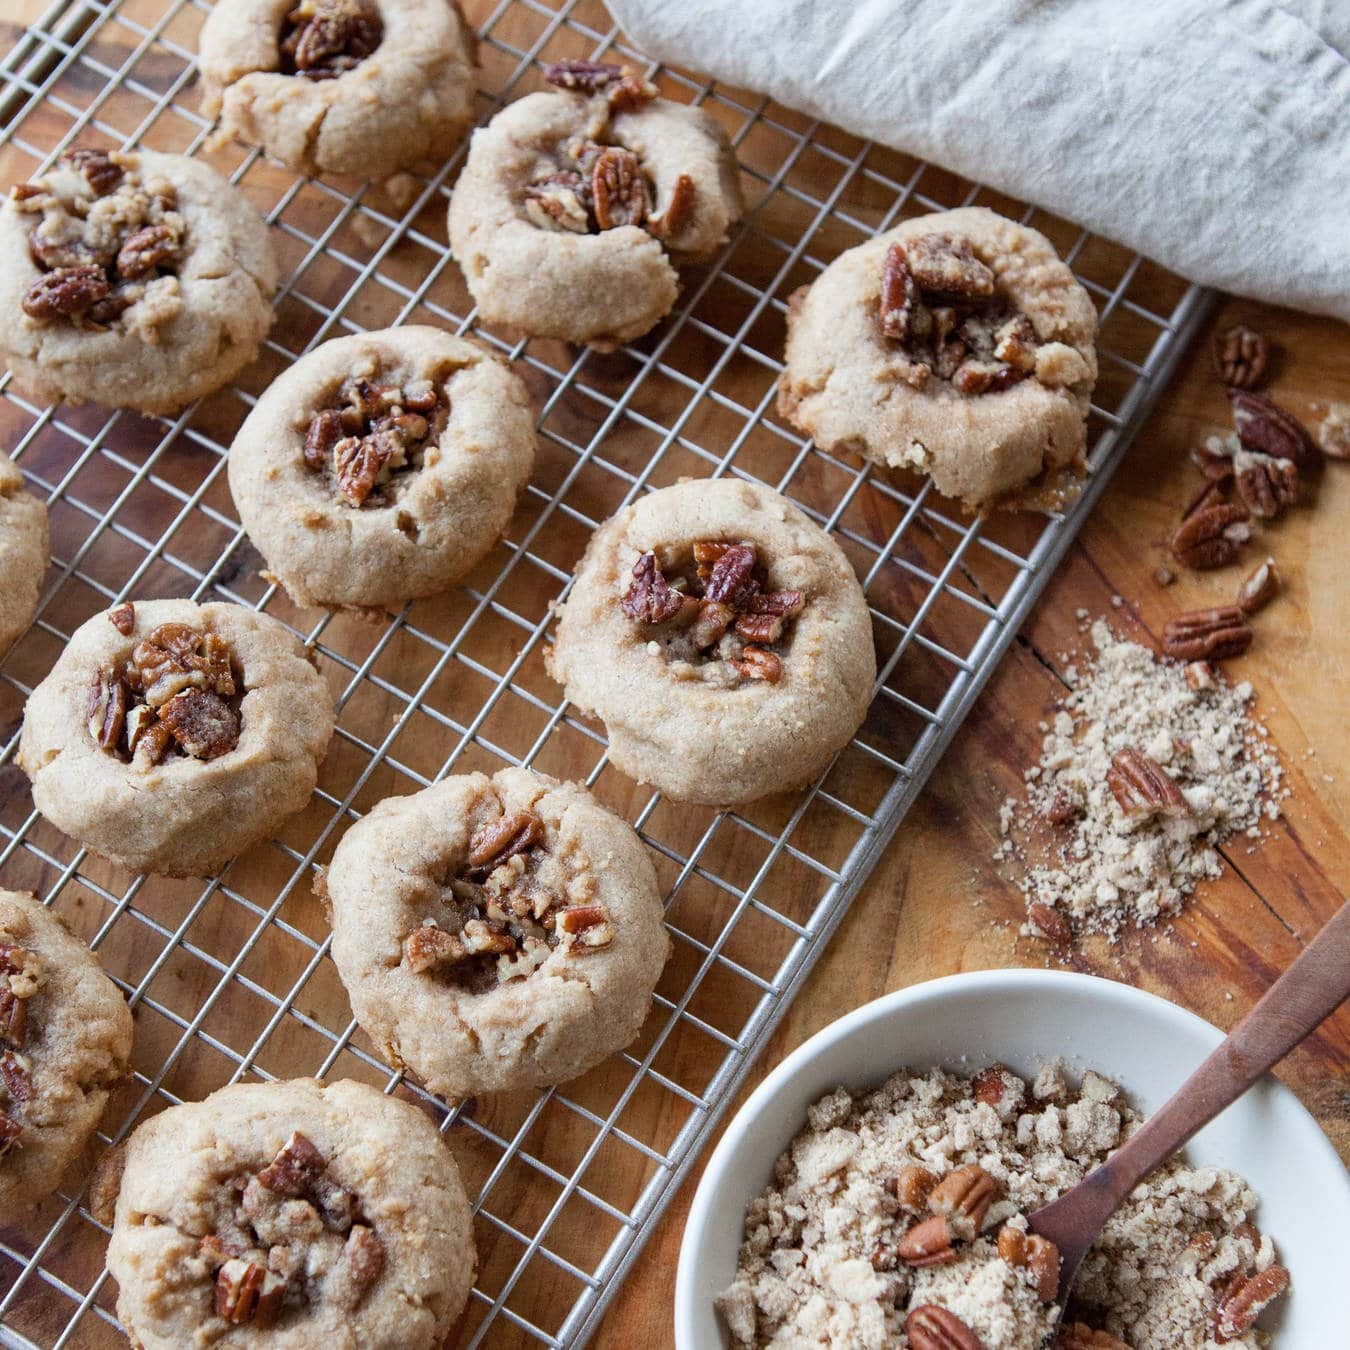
401 800 615 993
86 603 242 771
199 1130 385 1328
877 233 1042 396
518 61 696 242
0 942 46 1161
279 0 383 80
619 541 805 685
717 1063 1289 1350
301 373 448 508
14 149 186 333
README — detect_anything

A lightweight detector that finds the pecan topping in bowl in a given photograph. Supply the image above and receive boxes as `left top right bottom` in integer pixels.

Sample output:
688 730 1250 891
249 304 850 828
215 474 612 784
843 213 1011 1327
619 541 804 685
302 374 447 507
279 0 383 80
402 805 614 992
200 1130 385 1326
877 233 1046 397
14 149 185 330
0 942 45 1158
86 606 242 770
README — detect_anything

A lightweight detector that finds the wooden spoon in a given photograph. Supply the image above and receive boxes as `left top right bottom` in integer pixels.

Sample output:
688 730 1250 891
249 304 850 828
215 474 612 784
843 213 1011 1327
1028 899 1350 1316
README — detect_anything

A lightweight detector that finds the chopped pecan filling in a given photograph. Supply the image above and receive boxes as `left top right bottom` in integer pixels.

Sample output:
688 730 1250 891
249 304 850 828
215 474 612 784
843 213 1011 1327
0 942 44 1160
402 804 614 993
302 374 447 508
279 0 383 80
201 1131 384 1327
87 605 242 771
520 65 697 242
877 233 1043 396
618 541 804 685
14 148 185 330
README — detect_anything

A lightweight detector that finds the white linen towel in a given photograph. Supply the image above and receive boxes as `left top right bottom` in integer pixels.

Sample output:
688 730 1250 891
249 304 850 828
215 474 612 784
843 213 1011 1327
604 0 1350 321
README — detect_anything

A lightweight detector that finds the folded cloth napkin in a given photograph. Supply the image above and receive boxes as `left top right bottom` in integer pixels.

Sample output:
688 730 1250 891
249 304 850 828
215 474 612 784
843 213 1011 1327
604 0 1350 322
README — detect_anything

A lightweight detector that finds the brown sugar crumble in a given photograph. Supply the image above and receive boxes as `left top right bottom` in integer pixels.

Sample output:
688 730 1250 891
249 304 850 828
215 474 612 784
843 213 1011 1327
717 1063 1288 1348
995 621 1284 941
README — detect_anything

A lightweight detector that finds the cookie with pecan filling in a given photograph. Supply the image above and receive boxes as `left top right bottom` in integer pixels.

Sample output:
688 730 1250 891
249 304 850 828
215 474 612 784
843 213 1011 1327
0 889 133 1214
325 768 669 1096
448 61 744 347
547 478 876 805
227 326 535 610
104 1077 474 1348
0 449 48 656
0 148 276 414
18 599 334 877
779 207 1098 512
199 0 477 177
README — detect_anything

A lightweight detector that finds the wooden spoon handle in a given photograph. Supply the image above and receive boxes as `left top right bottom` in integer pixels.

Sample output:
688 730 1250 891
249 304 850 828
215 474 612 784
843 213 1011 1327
1046 900 1350 1230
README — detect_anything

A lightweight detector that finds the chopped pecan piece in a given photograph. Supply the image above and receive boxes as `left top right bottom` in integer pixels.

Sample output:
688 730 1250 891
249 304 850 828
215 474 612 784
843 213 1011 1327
733 589 804 644
0 990 26 1051
592 147 648 230
131 720 174 771
334 432 399 506
1042 790 1080 826
996 1225 1059 1301
1106 747 1191 820
304 408 345 470
1170 502 1251 570
688 599 735 650
331 1225 385 1308
63 148 124 195
1162 606 1253 662
1213 325 1270 389
541 59 657 111
1234 557 1278 615
1228 389 1319 472
28 223 99 270
199 1233 247 1269
647 173 696 239
1180 476 1230 522
1 1050 33 1105
879 244 921 341
87 668 129 751
215 1258 286 1327
115 223 177 280
283 0 383 80
894 1163 938 1211
108 601 136 635
21 265 110 320
970 1063 1011 1107
1056 1325 1129 1350
927 1163 996 1239
403 925 468 973
1191 440 1236 481
1319 403 1350 459
728 646 782 683
1184 661 1217 691
1233 450 1297 519
257 1129 328 1198
467 809 544 872
158 688 240 760
952 359 1023 396
1212 1265 1290 1342
905 233 994 298
620 553 689 625
905 1303 982 1350
703 544 760 607
1028 901 1071 943
0 1111 21 1157
133 623 235 705
524 175 591 234
896 1214 957 1267
557 904 615 950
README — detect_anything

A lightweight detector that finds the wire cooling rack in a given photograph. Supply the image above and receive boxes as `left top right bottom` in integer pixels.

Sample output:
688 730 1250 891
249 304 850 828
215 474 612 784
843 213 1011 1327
0 0 1213 1345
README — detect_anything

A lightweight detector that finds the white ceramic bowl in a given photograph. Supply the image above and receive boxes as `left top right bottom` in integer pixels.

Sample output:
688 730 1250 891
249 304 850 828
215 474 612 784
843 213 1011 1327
676 969 1350 1348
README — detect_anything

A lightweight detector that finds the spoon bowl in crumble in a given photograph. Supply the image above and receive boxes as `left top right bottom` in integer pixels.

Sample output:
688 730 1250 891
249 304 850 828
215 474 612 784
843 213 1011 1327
676 970 1349 1349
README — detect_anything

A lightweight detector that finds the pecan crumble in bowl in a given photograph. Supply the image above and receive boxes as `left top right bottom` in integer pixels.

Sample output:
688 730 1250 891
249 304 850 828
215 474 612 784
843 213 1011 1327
0 889 134 1214
227 325 536 611
199 0 477 178
447 60 744 347
102 1077 475 1348
0 447 48 658
0 147 277 414
676 973 1346 1348
779 206 1098 513
17 599 335 877
547 478 876 806
325 768 669 1097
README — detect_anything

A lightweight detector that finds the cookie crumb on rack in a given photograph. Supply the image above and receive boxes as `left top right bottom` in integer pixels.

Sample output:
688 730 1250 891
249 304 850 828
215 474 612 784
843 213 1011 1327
1000 620 1285 940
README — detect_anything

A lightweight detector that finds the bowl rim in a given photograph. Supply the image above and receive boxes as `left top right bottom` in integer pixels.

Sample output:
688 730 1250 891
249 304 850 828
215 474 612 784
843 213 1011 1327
674 967 1350 1347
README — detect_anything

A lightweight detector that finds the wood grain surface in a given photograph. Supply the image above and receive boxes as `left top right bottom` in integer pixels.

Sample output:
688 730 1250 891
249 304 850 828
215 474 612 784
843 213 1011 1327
0 3 1345 1349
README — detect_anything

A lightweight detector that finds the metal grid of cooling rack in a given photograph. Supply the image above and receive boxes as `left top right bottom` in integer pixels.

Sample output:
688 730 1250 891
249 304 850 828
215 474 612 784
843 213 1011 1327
0 0 1214 1345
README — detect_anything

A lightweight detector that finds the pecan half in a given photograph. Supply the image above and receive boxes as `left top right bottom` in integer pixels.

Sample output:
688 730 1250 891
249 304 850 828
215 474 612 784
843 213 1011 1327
1233 450 1297 519
997 1225 1059 1302
257 1130 328 1198
879 243 920 341
1228 389 1319 472
905 1304 983 1350
63 148 124 196
467 809 544 872
895 1163 938 1211
592 147 648 230
1106 747 1191 820
703 544 759 607
157 687 240 760
896 1213 957 1267
1170 502 1250 570
1235 557 1279 615
215 1258 286 1327
1162 606 1253 662
927 1163 996 1239
620 553 689 625
109 601 136 635
728 646 782 683
1213 325 1270 390
115 223 177 280
403 925 468 973
334 432 397 506
1055 1325 1128 1350
647 173 696 239
21 265 110 320
905 233 994 298
87 668 129 751
1213 1265 1290 1342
